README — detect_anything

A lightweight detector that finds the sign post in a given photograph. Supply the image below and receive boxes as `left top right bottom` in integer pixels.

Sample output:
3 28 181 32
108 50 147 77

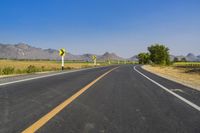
92 55 97 65
108 59 111 65
59 48 66 70
61 56 64 70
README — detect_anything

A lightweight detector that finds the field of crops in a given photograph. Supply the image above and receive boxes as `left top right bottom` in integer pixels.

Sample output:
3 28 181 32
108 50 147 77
0 60 94 75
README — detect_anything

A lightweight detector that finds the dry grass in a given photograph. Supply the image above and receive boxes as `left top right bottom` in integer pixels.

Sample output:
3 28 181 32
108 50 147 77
0 60 94 75
143 65 200 91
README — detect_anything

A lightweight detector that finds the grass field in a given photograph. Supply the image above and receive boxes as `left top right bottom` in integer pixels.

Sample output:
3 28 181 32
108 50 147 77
0 59 136 76
0 60 95 75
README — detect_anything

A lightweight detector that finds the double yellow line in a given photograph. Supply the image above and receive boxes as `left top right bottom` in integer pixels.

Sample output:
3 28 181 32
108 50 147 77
22 67 118 133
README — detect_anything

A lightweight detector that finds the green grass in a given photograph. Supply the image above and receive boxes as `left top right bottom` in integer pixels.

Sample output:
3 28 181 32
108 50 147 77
173 62 200 68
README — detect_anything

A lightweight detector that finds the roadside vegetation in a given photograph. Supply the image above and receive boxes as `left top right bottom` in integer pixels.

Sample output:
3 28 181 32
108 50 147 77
0 59 135 76
138 43 200 90
0 60 93 76
137 44 170 65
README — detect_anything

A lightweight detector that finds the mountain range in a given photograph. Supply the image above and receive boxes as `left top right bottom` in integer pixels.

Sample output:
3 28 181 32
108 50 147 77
170 53 200 62
0 43 124 61
0 43 199 62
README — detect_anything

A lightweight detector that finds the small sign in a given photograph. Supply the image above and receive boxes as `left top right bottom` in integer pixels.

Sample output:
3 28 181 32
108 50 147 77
92 55 96 60
59 48 66 70
92 55 97 65
59 48 65 56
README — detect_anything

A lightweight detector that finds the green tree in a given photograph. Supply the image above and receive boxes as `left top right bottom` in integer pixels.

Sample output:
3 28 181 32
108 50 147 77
173 57 179 62
148 44 170 65
137 53 150 64
181 57 187 62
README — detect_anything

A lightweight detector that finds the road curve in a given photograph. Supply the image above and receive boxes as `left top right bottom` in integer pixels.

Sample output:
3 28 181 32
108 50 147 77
0 65 200 133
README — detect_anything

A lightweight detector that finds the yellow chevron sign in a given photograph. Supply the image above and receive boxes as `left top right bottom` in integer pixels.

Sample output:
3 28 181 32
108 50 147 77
59 48 65 56
92 55 96 60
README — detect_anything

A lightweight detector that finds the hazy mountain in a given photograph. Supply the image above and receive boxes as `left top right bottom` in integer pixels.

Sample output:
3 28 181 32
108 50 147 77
128 55 138 61
98 52 124 61
169 55 176 61
186 53 199 62
0 43 60 60
79 54 101 61
130 53 200 62
0 43 123 61
169 53 199 62
1 43 199 62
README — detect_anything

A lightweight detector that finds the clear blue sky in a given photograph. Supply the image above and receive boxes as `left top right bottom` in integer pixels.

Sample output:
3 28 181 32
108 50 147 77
0 0 200 57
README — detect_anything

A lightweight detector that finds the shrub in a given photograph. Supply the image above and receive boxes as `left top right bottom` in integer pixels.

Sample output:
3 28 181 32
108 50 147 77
181 58 187 62
51 67 58 71
16 69 26 74
26 65 38 73
41 66 45 71
2 67 15 75
173 57 179 62
65 66 73 70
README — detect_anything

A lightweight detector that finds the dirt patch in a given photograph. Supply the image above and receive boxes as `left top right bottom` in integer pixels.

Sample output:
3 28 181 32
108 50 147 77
143 65 200 91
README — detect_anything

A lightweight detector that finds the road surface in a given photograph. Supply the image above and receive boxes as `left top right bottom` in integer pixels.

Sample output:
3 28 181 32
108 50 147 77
0 65 200 133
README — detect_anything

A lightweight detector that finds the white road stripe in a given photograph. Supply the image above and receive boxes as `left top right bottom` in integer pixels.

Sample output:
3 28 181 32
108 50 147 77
133 65 200 112
0 67 102 87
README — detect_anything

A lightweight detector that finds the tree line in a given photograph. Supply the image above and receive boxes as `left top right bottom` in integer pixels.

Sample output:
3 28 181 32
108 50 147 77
137 44 170 65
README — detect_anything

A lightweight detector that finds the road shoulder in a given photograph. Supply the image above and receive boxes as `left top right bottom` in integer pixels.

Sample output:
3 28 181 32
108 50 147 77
135 65 200 107
0 66 106 86
142 65 200 91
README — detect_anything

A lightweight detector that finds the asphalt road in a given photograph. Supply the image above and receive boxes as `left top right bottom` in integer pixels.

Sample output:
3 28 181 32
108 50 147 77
0 65 200 133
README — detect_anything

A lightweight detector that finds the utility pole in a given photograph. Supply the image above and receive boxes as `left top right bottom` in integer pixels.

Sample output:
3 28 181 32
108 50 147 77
108 59 111 65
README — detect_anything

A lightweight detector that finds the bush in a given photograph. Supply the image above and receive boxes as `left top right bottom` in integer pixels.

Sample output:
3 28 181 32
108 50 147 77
2 67 15 75
16 69 26 74
26 65 38 73
173 57 179 62
65 66 73 70
41 66 45 71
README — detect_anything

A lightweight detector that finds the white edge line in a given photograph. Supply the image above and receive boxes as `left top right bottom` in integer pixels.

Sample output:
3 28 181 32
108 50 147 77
0 67 104 87
133 65 200 112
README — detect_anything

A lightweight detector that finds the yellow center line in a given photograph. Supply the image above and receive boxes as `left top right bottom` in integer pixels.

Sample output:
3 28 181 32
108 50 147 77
22 67 119 133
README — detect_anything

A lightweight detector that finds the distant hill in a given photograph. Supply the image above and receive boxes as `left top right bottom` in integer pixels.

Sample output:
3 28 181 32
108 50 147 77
129 53 200 62
186 53 199 61
128 55 138 61
197 55 200 60
98 52 124 61
0 43 123 61
169 53 200 62
0 43 58 60
1 43 199 62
